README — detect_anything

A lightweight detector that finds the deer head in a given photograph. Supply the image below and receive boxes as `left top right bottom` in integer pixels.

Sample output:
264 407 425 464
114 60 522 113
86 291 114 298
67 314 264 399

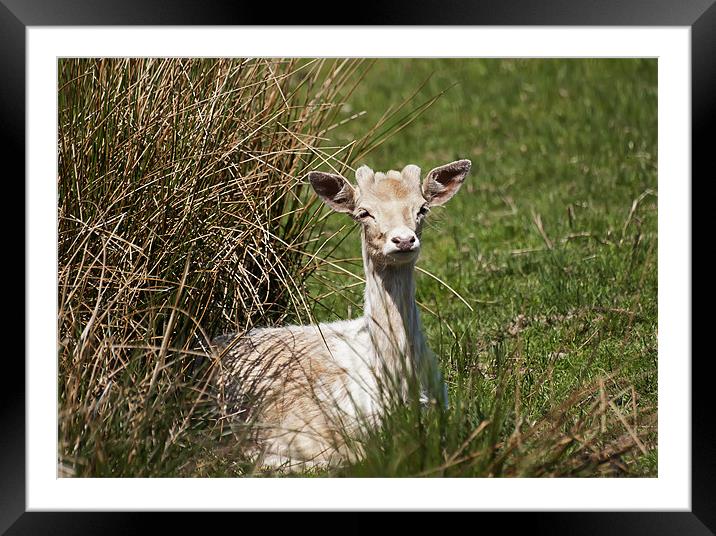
308 160 471 267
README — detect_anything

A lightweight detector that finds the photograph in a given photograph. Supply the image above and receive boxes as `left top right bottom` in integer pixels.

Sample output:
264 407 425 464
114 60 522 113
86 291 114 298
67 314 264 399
57 57 658 478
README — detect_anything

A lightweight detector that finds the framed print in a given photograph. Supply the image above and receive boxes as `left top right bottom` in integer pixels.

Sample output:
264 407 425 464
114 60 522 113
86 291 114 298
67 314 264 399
6 0 711 533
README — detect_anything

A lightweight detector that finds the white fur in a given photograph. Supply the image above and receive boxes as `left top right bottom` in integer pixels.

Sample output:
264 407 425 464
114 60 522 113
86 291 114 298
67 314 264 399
215 161 469 470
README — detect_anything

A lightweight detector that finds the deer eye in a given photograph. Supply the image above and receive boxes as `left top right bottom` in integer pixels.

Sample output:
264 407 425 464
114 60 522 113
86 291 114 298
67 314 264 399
356 209 373 220
417 205 429 219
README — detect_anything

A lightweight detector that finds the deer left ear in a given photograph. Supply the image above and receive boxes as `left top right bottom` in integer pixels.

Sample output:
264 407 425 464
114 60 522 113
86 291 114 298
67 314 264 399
307 171 357 214
422 159 471 206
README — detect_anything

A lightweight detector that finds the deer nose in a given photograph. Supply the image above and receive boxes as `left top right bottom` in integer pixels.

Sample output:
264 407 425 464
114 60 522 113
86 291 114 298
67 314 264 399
391 234 417 251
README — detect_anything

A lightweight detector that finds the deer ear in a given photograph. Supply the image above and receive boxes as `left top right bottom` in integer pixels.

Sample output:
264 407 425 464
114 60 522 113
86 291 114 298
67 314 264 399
422 159 471 206
307 171 357 214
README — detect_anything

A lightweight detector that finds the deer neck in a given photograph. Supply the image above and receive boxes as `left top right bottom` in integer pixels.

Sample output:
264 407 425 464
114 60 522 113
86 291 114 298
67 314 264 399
362 240 427 376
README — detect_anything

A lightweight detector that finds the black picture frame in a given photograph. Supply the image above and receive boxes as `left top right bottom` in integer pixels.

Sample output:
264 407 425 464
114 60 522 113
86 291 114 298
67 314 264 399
5 1 710 533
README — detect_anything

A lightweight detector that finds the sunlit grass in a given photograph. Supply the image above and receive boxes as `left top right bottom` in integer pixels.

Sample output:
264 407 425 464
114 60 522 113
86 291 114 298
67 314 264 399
307 59 657 477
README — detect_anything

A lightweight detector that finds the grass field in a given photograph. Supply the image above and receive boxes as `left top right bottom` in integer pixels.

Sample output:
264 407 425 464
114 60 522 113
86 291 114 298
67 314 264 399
305 59 657 476
58 58 657 478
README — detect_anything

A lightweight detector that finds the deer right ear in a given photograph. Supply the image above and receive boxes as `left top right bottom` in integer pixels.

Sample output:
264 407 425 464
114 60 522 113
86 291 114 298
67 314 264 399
307 171 357 214
422 159 471 206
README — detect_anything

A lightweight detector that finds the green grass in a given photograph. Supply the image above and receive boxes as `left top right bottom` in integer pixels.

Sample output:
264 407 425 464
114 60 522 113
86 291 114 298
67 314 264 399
58 58 657 478
304 59 657 476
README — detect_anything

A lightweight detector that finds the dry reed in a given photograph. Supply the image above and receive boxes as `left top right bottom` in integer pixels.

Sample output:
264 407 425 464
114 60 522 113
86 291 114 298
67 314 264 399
57 58 384 476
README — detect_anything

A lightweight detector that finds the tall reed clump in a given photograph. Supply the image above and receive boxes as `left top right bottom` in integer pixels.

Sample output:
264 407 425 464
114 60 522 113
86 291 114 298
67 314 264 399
57 58 380 477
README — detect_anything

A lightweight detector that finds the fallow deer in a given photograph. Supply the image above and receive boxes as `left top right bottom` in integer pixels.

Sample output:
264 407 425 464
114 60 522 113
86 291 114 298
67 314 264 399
213 159 471 470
